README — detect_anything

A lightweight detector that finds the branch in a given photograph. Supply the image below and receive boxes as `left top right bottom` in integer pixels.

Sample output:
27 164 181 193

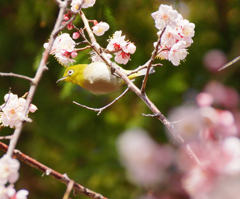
0 141 108 199
218 55 240 71
63 180 74 199
73 87 130 115
141 27 166 93
0 72 33 82
6 0 70 157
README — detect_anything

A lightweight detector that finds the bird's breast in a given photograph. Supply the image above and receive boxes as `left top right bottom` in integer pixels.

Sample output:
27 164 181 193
82 62 121 95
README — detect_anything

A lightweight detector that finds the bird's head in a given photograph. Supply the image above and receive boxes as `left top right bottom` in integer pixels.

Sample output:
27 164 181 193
56 64 86 84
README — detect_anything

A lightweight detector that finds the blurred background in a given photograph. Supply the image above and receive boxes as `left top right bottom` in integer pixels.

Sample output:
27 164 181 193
0 0 240 198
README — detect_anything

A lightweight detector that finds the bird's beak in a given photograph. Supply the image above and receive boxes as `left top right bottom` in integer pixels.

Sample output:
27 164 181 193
56 76 66 83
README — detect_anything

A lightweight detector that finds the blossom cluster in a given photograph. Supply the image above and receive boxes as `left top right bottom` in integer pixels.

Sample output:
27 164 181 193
0 93 37 129
117 80 240 198
104 31 136 65
44 33 77 66
152 4 195 66
0 155 28 199
168 80 240 199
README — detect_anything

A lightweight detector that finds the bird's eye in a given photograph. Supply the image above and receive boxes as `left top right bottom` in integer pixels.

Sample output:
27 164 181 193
68 70 74 76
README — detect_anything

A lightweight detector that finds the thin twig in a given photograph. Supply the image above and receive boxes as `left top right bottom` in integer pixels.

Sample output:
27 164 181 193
0 142 108 199
63 180 75 199
142 113 159 117
0 135 13 140
0 72 33 82
218 55 240 71
73 87 130 115
75 46 92 52
141 27 166 93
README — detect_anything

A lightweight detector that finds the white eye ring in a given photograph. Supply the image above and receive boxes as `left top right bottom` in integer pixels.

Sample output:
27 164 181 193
68 70 74 76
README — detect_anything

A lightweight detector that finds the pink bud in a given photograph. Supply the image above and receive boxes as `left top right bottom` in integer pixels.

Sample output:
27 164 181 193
63 14 69 21
93 20 98 26
67 23 73 30
72 32 80 39
71 51 78 58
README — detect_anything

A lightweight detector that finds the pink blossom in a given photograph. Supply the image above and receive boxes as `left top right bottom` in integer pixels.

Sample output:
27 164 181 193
204 81 239 109
122 43 136 54
0 93 37 128
117 128 174 188
168 41 188 66
196 92 214 107
92 22 109 36
177 19 195 38
151 5 195 66
0 185 16 199
44 33 76 66
107 31 136 64
161 26 181 47
151 5 179 30
106 31 127 52
181 138 240 199
114 51 130 65
15 189 29 199
168 105 202 141
203 49 227 73
0 155 20 185
70 0 95 12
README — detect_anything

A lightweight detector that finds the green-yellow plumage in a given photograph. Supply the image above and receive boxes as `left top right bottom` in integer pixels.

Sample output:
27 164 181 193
57 62 153 95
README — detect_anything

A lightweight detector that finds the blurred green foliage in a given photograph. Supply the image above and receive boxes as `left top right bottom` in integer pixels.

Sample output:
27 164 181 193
0 0 240 198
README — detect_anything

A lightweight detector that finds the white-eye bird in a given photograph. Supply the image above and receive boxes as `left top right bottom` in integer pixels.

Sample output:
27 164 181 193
57 62 154 95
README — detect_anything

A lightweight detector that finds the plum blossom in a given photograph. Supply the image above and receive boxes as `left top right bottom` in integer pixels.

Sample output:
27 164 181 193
152 5 195 66
181 137 240 199
107 31 136 64
196 92 214 107
203 49 227 73
0 185 28 199
0 93 37 128
0 155 20 185
43 33 77 66
92 22 110 36
70 0 96 12
168 41 188 66
204 81 239 109
161 26 181 47
117 128 174 188
151 5 179 30
106 31 127 51
15 189 29 199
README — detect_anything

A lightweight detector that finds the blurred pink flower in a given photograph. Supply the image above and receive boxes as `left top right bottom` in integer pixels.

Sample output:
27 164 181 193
117 128 174 188
203 49 227 73
204 81 239 109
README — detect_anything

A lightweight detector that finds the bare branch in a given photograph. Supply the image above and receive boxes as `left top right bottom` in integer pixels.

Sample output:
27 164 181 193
6 0 70 157
0 141 108 199
73 87 130 115
0 135 13 140
63 180 75 199
75 46 92 52
142 113 159 117
218 55 240 71
141 27 166 93
0 72 33 82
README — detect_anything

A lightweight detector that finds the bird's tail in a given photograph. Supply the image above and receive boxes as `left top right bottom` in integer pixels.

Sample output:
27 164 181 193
127 67 155 80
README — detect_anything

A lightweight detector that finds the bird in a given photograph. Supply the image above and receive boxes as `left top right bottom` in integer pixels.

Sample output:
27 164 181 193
56 62 154 95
